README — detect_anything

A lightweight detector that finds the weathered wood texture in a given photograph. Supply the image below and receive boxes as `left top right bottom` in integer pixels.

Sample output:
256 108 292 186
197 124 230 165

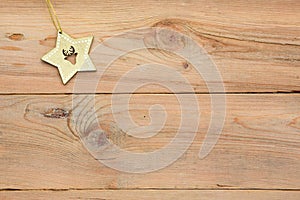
0 0 299 93
0 94 299 189
1 190 300 200
1 0 300 199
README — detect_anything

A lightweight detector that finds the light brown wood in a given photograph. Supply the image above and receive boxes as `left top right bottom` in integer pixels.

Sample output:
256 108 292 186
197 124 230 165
0 0 299 93
1 190 299 200
0 94 299 189
1 0 300 198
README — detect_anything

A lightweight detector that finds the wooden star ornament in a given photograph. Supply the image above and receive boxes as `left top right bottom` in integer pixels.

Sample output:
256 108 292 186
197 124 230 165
42 31 96 84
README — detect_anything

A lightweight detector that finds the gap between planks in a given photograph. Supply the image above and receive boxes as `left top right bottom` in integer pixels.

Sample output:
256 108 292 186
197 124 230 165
1 188 300 192
1 91 300 95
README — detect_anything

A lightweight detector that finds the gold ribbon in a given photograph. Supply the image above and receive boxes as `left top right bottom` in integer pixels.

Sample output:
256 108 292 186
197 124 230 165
45 0 62 33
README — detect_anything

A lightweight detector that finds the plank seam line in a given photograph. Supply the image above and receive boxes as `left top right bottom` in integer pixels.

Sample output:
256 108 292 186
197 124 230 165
1 188 300 192
0 91 300 95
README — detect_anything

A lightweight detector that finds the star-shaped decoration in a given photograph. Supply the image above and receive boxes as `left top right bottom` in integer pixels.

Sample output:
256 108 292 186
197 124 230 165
42 31 96 84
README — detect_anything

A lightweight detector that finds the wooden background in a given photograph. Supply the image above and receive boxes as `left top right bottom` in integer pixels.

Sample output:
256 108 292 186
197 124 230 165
1 0 300 199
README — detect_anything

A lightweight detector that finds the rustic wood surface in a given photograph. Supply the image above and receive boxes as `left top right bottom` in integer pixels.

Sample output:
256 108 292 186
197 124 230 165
0 0 299 93
1 95 300 190
1 190 300 200
0 0 299 199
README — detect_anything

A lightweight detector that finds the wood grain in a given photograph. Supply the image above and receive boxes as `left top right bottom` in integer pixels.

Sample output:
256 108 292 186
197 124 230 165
1 190 299 200
0 0 299 93
1 0 300 198
1 94 299 189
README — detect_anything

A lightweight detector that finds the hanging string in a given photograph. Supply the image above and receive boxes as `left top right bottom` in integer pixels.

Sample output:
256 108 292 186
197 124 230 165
45 0 62 33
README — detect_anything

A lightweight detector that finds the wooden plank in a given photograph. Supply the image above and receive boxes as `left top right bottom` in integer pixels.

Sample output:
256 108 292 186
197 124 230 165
1 190 299 200
0 0 299 93
0 94 299 189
